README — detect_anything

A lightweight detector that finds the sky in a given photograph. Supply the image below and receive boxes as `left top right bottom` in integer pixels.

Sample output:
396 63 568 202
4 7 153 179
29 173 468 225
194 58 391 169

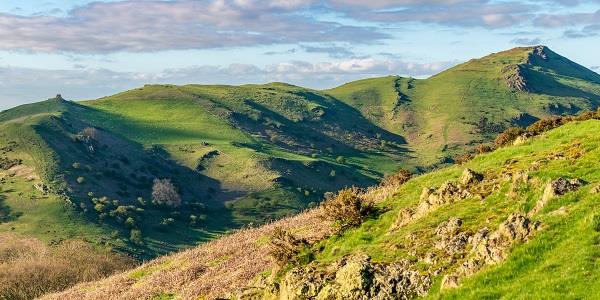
0 0 599 110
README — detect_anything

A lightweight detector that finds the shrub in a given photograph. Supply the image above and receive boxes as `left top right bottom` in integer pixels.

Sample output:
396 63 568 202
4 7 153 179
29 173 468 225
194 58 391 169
125 217 136 228
152 179 182 208
336 156 346 164
322 187 374 229
526 117 565 136
129 229 143 245
76 177 86 184
72 162 81 169
381 169 412 187
0 234 133 300
495 127 525 147
160 218 175 226
79 127 99 140
475 144 494 154
268 227 310 266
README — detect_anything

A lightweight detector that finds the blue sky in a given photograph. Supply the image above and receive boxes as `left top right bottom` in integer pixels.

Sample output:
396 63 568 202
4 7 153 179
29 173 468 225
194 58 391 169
0 0 599 110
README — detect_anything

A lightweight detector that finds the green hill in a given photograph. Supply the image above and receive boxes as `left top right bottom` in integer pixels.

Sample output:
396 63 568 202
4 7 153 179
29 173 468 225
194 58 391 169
43 110 600 299
327 46 600 167
0 45 599 269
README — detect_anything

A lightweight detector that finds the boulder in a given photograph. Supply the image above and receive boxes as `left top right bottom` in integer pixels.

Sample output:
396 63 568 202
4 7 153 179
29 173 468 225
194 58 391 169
460 169 483 185
530 178 584 216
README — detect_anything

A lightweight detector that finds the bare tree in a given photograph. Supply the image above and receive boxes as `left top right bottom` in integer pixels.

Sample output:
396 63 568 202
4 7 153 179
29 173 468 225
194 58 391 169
152 179 181 208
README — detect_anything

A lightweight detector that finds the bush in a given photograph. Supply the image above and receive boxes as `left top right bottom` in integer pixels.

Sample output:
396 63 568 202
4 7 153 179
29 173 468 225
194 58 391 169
495 127 524 147
475 144 494 154
152 179 182 208
381 169 412 187
453 153 475 165
76 177 86 184
268 227 310 266
322 187 374 229
336 156 346 164
129 229 143 245
526 117 565 136
72 162 81 169
0 234 133 300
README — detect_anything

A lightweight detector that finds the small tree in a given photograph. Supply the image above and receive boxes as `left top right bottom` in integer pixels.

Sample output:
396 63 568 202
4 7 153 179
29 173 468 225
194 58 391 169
381 169 412 187
130 229 143 245
495 127 524 147
322 187 374 229
152 179 182 208
268 227 309 266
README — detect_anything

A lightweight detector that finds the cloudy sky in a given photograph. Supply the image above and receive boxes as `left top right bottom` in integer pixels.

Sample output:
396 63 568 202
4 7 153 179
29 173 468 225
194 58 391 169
1 0 599 110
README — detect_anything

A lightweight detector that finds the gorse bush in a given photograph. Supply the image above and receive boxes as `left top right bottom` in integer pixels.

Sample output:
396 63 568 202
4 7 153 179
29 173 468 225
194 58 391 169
0 234 134 300
322 187 374 229
381 169 412 187
495 127 524 147
268 227 309 266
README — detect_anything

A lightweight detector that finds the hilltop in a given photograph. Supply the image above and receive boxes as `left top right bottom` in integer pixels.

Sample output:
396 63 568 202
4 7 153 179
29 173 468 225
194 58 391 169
327 46 600 166
45 110 600 299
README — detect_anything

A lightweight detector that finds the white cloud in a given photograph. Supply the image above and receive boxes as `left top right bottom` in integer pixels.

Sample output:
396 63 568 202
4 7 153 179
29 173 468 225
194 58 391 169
0 58 456 110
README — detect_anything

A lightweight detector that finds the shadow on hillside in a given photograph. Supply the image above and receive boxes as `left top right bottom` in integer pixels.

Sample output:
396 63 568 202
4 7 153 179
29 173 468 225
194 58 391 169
527 68 600 103
31 101 242 258
0 193 19 223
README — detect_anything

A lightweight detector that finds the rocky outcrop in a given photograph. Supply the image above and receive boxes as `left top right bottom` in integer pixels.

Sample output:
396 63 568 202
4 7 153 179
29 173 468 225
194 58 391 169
274 254 431 300
442 214 540 289
502 65 529 92
435 218 470 255
460 169 483 185
529 178 584 216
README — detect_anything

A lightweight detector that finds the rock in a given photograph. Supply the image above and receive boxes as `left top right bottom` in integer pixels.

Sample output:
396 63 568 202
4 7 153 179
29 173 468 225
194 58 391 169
435 218 470 255
530 178 584 216
389 208 413 231
276 254 431 300
442 214 540 289
460 169 483 185
279 266 329 300
335 254 373 299
591 185 600 194
441 275 460 289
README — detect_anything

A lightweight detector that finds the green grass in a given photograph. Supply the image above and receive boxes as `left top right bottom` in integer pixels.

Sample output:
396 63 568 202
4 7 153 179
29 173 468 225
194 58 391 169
302 119 600 298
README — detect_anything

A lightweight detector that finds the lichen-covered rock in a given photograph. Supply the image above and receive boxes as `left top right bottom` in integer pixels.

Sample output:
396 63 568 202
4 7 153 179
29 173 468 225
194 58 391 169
389 208 414 231
530 178 584 216
279 266 329 300
443 214 540 289
275 254 431 300
435 218 471 255
334 254 373 299
460 169 483 185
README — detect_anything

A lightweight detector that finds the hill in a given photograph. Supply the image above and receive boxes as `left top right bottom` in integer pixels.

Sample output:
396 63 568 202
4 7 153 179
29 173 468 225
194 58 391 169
45 111 600 299
327 46 600 167
1 46 600 298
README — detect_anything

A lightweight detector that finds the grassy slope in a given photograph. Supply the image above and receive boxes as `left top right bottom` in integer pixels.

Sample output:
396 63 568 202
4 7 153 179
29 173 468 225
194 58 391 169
327 46 600 168
0 83 405 258
46 118 600 299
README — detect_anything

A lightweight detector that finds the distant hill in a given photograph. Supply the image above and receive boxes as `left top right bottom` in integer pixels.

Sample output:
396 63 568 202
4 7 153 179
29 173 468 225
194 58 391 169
0 45 599 263
327 46 600 167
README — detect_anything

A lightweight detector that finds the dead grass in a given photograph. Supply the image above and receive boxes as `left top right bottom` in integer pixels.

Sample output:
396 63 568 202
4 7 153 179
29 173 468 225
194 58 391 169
0 233 134 300
41 180 398 300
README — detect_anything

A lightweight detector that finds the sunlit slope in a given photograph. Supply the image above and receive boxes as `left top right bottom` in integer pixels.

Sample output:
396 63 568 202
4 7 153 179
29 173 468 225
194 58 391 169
327 46 600 167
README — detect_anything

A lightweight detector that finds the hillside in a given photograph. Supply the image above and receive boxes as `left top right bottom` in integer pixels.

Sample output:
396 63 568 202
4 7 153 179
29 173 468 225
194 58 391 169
45 112 600 299
1 46 600 298
327 46 600 167
0 85 406 259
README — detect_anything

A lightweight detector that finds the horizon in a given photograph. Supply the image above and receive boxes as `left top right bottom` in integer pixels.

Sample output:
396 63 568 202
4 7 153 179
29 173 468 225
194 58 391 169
1 1 600 110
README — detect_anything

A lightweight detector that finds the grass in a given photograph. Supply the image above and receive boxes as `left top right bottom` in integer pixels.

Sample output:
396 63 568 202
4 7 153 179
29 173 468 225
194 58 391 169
45 119 600 299
326 46 600 168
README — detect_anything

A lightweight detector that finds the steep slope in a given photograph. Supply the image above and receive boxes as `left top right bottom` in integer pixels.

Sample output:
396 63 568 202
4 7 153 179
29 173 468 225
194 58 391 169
46 115 600 299
327 46 600 168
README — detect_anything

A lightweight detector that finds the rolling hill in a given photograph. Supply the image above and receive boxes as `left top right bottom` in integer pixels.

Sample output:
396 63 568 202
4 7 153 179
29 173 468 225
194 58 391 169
44 109 600 299
327 46 600 166
1 45 600 298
